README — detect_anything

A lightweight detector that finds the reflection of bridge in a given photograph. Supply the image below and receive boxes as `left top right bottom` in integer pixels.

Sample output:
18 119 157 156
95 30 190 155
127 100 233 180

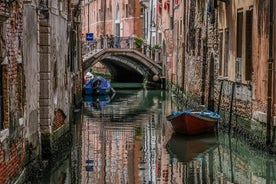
83 89 163 122
82 37 163 88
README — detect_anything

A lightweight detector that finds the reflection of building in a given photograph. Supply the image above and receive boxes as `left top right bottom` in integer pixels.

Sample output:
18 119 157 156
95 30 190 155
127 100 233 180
166 135 276 184
81 90 168 183
82 116 139 183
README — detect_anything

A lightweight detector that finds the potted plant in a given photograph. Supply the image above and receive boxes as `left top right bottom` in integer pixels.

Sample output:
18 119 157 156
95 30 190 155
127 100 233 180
134 36 144 50
151 44 161 62
152 44 161 52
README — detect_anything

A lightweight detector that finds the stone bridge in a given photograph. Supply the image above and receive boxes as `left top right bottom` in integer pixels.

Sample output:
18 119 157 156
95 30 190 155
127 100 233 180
82 37 163 88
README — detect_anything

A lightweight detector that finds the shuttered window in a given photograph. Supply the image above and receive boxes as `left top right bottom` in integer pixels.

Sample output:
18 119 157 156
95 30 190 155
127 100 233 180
125 4 129 18
236 10 243 82
218 31 223 76
236 11 243 58
245 9 253 81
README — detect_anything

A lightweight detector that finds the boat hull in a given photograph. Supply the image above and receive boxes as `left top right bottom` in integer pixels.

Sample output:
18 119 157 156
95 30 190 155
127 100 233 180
170 113 218 135
83 87 111 95
83 76 113 95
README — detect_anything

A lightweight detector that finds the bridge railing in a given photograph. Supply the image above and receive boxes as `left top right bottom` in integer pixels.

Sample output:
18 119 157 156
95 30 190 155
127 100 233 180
82 36 162 64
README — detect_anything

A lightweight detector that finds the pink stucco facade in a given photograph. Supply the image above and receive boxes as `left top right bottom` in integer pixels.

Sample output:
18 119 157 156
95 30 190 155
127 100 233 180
81 0 143 40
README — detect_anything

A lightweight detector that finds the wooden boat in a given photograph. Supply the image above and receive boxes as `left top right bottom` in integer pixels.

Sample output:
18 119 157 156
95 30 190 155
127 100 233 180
167 109 220 135
83 76 114 95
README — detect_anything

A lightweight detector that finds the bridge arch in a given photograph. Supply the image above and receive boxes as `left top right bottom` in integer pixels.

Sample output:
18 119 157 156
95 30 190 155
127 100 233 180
83 48 163 86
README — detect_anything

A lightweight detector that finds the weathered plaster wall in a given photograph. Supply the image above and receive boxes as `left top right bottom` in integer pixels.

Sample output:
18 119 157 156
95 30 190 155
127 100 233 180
50 12 71 128
23 4 40 151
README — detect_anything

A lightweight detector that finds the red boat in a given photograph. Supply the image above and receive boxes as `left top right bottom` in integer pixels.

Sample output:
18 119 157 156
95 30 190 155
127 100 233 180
167 110 220 135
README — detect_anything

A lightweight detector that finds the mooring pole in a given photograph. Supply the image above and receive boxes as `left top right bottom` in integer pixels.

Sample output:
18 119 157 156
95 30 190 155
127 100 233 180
228 82 235 133
217 80 224 114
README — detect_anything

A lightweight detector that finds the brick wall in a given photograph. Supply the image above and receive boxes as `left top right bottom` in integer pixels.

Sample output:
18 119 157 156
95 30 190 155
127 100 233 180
0 141 25 183
53 109 66 131
0 2 26 183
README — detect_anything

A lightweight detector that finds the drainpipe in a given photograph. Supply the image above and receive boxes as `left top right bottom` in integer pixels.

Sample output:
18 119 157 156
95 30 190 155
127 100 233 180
201 2 209 105
103 0 106 36
266 0 273 146
88 2 90 33
149 0 153 49
182 0 186 92
273 0 276 144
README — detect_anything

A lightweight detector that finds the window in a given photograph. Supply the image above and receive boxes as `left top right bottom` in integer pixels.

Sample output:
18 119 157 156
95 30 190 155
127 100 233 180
218 31 223 76
125 4 128 18
140 7 144 17
245 9 253 81
224 28 229 77
236 10 243 82
236 10 243 57
179 18 183 36
115 23 120 37
218 28 229 77
106 8 109 20
115 4 120 21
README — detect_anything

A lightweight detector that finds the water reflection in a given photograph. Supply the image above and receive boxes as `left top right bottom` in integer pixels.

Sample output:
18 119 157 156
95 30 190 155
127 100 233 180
37 89 276 184
83 93 115 110
166 133 217 163
81 89 166 184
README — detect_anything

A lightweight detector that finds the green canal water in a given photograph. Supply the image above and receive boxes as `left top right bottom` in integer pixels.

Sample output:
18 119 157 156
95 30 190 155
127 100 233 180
38 89 276 184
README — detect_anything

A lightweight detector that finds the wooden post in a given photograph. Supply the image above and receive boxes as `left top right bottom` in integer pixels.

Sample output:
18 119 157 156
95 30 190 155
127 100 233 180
228 82 235 133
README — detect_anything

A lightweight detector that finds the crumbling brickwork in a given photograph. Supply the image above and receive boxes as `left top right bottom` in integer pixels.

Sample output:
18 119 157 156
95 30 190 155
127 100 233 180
0 2 26 183
53 109 66 131
0 141 25 184
0 1 83 182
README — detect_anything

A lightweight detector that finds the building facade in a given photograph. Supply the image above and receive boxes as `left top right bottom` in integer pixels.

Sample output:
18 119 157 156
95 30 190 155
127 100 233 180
81 0 143 40
160 0 275 145
0 0 82 183
81 0 275 146
216 0 276 143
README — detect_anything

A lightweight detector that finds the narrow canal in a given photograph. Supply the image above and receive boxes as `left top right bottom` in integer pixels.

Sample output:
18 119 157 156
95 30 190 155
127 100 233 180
38 89 276 184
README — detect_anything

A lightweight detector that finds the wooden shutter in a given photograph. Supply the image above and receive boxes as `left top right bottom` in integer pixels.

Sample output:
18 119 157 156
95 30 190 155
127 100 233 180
245 9 253 81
